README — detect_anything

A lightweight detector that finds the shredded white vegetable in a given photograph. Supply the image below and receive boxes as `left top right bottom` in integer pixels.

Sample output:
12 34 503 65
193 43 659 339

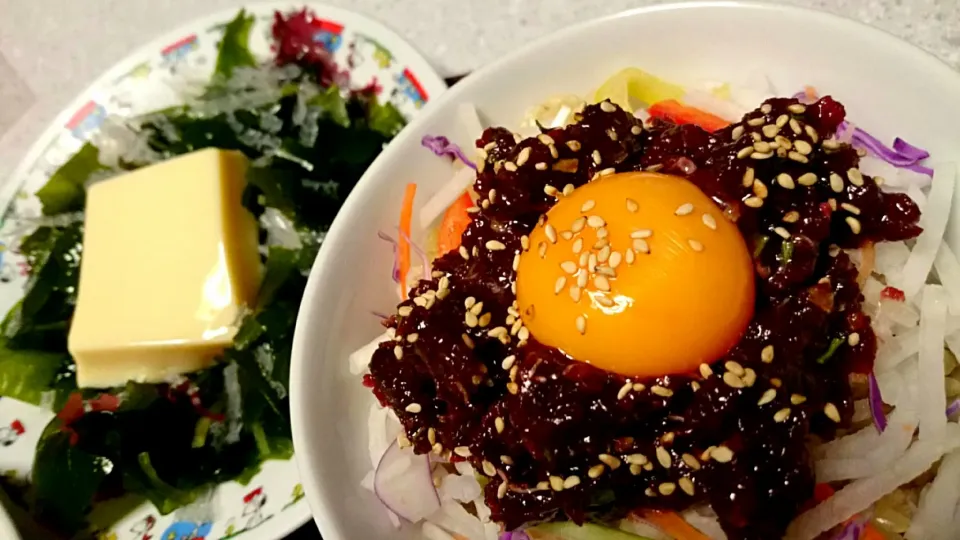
906 448 960 540
918 284 948 442
894 164 956 298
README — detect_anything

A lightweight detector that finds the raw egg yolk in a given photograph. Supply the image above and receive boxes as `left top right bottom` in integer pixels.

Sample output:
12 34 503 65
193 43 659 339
516 172 755 378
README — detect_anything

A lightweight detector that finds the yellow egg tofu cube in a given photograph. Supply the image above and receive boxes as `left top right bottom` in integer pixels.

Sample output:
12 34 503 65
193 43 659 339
68 148 262 388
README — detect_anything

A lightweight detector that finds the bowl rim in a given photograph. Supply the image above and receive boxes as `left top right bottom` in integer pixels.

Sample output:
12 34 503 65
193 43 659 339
290 2 960 538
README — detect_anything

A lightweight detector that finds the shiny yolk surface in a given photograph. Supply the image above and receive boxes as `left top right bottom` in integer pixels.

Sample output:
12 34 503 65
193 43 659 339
516 172 755 377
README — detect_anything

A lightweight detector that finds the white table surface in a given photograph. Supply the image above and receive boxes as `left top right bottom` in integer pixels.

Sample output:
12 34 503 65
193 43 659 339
0 0 959 185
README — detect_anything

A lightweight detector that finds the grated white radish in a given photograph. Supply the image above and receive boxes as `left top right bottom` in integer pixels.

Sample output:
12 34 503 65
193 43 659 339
918 284 948 442
906 448 960 540
423 521 458 540
934 242 960 315
875 326 921 373
786 423 960 540
428 499 489 540
894 164 956 299
815 412 917 482
816 404 916 461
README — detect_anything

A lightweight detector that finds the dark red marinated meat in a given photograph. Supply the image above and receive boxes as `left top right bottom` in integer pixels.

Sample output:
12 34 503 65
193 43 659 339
366 97 921 539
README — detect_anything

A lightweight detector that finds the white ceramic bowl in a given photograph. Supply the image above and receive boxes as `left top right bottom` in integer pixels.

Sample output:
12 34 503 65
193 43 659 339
290 2 960 539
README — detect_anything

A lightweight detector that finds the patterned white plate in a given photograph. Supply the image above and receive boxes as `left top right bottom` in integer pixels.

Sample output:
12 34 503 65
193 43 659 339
0 3 445 539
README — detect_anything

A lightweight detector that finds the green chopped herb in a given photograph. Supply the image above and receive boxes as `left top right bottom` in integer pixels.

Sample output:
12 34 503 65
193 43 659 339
213 9 257 80
816 337 846 364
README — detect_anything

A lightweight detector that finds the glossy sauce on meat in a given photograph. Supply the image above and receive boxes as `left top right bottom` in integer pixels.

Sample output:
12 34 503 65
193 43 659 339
365 97 921 539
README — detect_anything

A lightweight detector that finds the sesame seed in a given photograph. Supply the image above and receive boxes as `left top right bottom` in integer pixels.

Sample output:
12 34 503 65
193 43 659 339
794 140 813 155
486 240 506 251
544 185 559 197
711 446 734 463
594 275 611 292
699 363 714 378
631 229 653 239
824 402 841 423
609 251 623 268
645 488 656 497
600 101 617 113
549 144 559 159
625 249 636 264
789 118 802 135
774 408 791 423
751 151 774 160
413 296 428 307
488 326 508 339
506 382 519 394
462 333 475 348
788 103 807 114
560 231 573 241
774 227 791 239
577 271 588 288
754 141 772 153
747 117 765 127
576 315 587 334
617 381 632 400
497 482 508 499
405 403 422 413
743 368 757 387
762 124 780 138
587 215 605 228
478 460 495 477
725 361 745 376
592 150 602 165
518 327 530 341
723 371 745 389
633 383 646 392
631 125 642 135
757 388 777 406
688 239 704 252
822 138 840 150
798 172 818 186
535 162 547 170
398 306 413 317
626 198 639 212
599 167 616 177
651 385 673 397
775 114 789 128
783 211 800 223
471 301 484 315
504 161 517 172
776 173 796 190
761 345 775 363
829 173 845 193
599 454 621 469
550 277 566 296
512 253 520 271
848 332 861 346
659 482 677 496
563 475 581 489
566 140 581 151
432 443 443 454
606 129 618 142
537 133 555 145
547 475 566 492
464 312 478 327
545 224 557 243
753 179 769 199
675 203 694 216
841 202 861 215
560 261 578 274
847 168 864 186
598 245 611 263
679 477 696 496
454 446 472 457
701 214 718 230
770 377 782 388
805 124 819 142
580 200 596 213
736 146 754 159
459 246 470 260
742 167 756 188
588 464 606 478
656 446 672 468
828 198 838 211
570 286 582 302
597 227 609 240
731 125 745 141
502 355 517 370
394 346 404 360
760 103 773 114
788 151 809 163
846 216 862 234
633 238 650 254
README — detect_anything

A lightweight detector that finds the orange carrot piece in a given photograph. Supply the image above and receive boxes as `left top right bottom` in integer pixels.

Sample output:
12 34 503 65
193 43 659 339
398 183 417 291
648 99 730 132
639 509 711 540
437 191 474 255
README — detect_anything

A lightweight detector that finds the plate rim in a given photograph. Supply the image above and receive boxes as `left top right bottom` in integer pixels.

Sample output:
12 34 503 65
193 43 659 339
0 2 446 539
289 1 960 539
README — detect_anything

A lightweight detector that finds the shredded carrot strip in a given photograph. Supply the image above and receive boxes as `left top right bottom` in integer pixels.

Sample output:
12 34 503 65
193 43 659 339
398 183 417 291
437 191 474 254
639 509 711 540
858 241 875 287
804 85 819 101
647 99 730 132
